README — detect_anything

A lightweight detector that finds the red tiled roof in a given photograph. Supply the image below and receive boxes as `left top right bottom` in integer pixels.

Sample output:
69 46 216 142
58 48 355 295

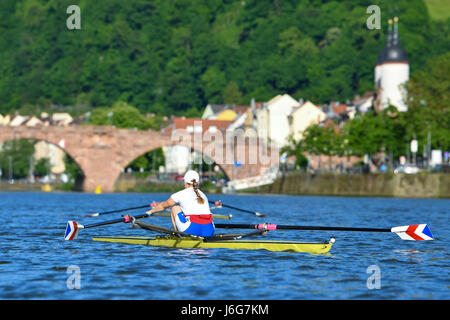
164 117 233 133
332 104 347 114
232 105 251 115
233 102 264 114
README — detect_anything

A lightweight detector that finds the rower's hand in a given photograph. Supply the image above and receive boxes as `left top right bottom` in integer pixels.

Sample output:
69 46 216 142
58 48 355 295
145 209 153 216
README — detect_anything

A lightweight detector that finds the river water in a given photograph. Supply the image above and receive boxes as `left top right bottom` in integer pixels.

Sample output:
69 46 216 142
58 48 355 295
0 192 448 300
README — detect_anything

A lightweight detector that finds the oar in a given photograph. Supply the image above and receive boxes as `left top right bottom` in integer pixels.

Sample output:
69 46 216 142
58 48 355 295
83 204 152 217
66 210 232 240
84 201 222 218
209 200 267 217
65 214 149 240
214 223 434 241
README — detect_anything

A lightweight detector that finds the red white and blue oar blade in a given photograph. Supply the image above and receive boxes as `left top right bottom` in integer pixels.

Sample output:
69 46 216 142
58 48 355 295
65 221 84 241
391 224 434 241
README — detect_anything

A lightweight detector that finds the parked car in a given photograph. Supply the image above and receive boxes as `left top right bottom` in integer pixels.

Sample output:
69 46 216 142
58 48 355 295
394 164 420 174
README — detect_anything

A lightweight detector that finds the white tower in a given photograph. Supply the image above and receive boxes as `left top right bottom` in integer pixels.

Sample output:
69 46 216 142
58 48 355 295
375 19 392 88
375 17 409 112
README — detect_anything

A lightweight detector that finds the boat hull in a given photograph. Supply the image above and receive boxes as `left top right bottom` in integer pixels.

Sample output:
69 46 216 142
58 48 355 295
92 236 334 254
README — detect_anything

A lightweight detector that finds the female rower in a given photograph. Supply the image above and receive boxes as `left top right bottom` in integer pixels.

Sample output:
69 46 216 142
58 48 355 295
145 170 215 237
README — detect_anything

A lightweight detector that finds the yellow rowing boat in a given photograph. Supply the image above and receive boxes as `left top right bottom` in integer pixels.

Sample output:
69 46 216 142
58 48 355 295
92 235 335 254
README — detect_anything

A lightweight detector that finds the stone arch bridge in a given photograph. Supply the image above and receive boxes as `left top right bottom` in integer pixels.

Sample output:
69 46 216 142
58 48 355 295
0 126 279 192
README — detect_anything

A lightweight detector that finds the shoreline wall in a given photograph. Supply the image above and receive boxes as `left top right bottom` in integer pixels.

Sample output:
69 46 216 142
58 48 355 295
247 173 450 198
114 173 222 194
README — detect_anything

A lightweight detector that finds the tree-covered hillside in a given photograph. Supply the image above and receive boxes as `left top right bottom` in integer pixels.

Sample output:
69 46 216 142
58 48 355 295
0 0 448 115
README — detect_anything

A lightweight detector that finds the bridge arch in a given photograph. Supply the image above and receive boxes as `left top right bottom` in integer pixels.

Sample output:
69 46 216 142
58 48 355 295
0 126 278 192
120 144 230 180
0 129 85 184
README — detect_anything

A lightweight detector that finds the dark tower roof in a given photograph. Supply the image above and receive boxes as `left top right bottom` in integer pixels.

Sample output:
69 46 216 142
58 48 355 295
376 19 392 65
376 17 408 65
384 44 408 63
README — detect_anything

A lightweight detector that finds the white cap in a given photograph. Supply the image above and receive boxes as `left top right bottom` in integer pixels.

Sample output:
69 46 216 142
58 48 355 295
184 170 200 184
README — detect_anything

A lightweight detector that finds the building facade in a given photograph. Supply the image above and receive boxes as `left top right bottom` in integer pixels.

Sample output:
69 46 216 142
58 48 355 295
288 101 327 141
256 94 300 148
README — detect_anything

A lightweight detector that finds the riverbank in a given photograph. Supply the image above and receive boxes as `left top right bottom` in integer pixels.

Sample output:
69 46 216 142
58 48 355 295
114 173 222 194
0 182 76 192
0 182 42 192
2 173 448 198
243 172 450 198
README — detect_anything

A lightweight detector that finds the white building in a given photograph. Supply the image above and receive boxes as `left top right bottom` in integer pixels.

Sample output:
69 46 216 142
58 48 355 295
9 115 29 127
256 94 300 148
164 145 191 174
33 141 66 175
288 101 327 141
52 113 73 126
375 17 409 112
25 116 44 127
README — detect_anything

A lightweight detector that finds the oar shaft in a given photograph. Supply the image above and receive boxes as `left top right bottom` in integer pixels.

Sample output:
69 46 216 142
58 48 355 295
276 225 391 232
222 205 254 214
209 201 267 217
210 202 252 214
84 213 149 229
214 223 391 233
103 205 150 214
86 204 151 217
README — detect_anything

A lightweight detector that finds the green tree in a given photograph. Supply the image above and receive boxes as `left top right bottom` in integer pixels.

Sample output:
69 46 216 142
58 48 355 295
403 52 450 151
281 137 308 170
222 81 242 105
342 106 408 163
0 0 447 115
62 154 84 190
34 157 50 177
0 139 35 179
88 102 166 130
201 67 227 103
126 148 165 173
302 124 343 170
